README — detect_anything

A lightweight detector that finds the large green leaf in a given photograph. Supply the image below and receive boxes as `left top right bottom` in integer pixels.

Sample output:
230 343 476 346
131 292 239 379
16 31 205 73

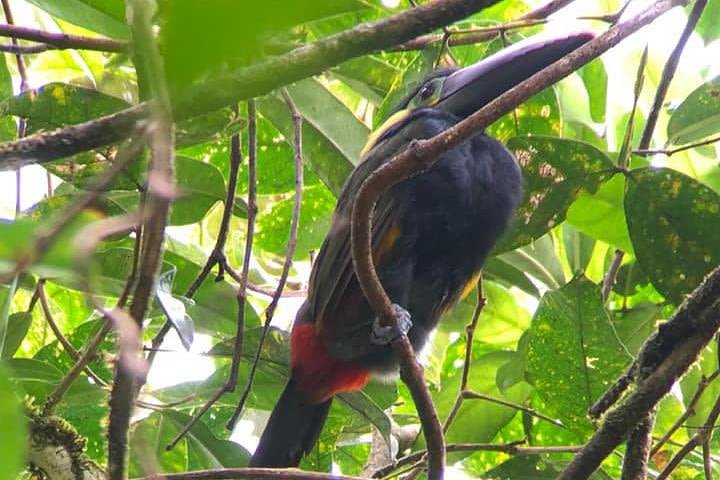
0 363 25 480
7 358 105 405
258 81 364 196
25 0 128 39
667 76 720 145
256 184 336 259
625 167 720 304
526 276 631 433
0 52 15 141
332 56 400 105
2 312 32 360
105 155 227 226
567 174 634 253
1 83 128 132
161 410 249 469
427 351 532 454
696 0 720 42
497 136 615 252
0 278 17 359
129 412 188 476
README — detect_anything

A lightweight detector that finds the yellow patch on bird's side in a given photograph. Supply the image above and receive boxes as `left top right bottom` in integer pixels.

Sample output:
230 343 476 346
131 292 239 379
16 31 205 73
459 271 482 301
373 224 401 263
360 109 410 158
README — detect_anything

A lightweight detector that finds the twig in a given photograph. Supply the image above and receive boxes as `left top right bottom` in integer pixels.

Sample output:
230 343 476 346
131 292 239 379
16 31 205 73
0 23 127 52
107 2 174 478
601 249 624 302
634 133 720 156
442 280 486 432
462 390 565 428
638 0 708 149
558 264 720 479
164 110 249 448
392 0 577 51
0 0 502 170
351 2 686 478
0 42 52 54
650 369 720 456
37 279 106 385
657 392 720 479
372 441 582 478
133 468 366 480
227 90 303 429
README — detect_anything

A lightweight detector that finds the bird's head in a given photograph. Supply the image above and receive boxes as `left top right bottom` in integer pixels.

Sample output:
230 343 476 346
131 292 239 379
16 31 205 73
362 31 594 155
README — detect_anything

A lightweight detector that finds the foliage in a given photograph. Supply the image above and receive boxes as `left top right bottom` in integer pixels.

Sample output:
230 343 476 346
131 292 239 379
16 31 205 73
0 1 719 479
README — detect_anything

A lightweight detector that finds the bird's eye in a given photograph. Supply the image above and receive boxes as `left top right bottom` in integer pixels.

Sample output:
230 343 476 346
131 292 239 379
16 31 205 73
419 84 435 101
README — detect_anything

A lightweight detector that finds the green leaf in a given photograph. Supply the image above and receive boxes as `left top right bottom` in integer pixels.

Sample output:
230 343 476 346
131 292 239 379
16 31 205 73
0 277 18 359
567 174 634 253
612 302 661 356
429 351 532 455
0 362 25 480
7 358 105 405
106 155 227 226
129 412 188 476
0 53 15 141
156 267 194 350
258 83 361 196
333 56 400 105
667 76 720 145
526 276 632 433
1 82 129 132
25 0 128 39
338 390 391 454
161 410 249 468
2 312 32 360
256 184 336 259
625 167 720 304
696 0 720 42
497 136 615 252
176 108 246 148
498 234 567 290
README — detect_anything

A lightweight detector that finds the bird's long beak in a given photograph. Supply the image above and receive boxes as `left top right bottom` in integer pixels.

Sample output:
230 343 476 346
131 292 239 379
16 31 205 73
436 31 594 118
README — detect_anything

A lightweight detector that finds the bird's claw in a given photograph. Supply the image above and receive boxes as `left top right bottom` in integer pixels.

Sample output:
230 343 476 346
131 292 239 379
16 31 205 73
370 304 413 345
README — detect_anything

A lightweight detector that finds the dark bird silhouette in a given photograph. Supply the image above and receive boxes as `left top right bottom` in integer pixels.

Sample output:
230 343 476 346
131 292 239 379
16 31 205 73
249 31 593 468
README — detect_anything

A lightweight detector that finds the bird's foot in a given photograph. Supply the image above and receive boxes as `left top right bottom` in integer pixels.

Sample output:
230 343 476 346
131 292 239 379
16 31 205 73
370 304 413 345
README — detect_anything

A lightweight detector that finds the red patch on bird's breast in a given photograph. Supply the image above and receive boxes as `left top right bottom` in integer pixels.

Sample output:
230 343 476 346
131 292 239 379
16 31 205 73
291 322 370 403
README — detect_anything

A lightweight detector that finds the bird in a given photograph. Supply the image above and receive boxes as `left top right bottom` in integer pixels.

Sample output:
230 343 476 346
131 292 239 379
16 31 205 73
249 31 593 468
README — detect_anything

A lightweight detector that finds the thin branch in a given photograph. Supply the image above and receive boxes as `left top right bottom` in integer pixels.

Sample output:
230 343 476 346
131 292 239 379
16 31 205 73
462 390 565 429
37 279 105 385
392 0 577 51
107 2 174 478
638 0 708 149
601 249 624 302
634 133 720 156
0 0 502 171
650 369 720 456
0 23 126 52
442 280 486 433
134 468 365 480
227 90 303 429
657 392 720 480
164 110 249 448
372 441 582 478
0 41 52 54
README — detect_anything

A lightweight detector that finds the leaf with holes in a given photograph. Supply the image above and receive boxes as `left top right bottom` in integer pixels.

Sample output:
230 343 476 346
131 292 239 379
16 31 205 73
667 76 720 145
526 275 631 434
496 136 615 252
625 167 720 304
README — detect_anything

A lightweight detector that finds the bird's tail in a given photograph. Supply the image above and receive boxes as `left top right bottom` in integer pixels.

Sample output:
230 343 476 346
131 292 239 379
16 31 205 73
248 378 332 467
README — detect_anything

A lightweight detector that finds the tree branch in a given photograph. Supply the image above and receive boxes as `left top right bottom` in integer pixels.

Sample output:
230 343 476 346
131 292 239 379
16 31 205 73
0 0 502 171
0 23 127 52
107 1 175 478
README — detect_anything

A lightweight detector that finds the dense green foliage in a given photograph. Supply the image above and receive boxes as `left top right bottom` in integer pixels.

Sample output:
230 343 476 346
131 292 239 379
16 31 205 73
0 0 719 479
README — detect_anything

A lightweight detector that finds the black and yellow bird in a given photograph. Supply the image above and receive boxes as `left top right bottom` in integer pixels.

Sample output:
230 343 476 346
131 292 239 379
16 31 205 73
249 31 593 467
